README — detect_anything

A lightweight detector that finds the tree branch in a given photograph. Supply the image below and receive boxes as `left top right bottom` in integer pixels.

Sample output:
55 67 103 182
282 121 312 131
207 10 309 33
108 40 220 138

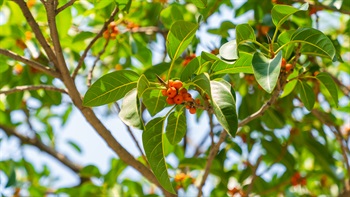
197 131 227 197
72 6 119 80
13 0 58 67
0 124 82 173
0 85 68 95
293 0 350 15
0 48 61 78
246 156 263 194
56 0 77 14
87 37 111 87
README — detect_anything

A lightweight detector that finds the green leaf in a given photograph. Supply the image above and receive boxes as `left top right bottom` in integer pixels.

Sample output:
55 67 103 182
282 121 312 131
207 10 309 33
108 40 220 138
210 80 238 137
160 5 184 29
316 72 339 107
80 165 101 178
5 167 16 188
165 109 187 145
188 0 207 9
83 70 139 107
180 56 200 82
67 140 82 154
119 89 143 130
291 28 335 59
297 81 315 111
94 0 114 9
211 52 253 76
252 51 282 93
166 21 198 60
143 117 175 194
271 3 308 27
219 40 238 61
192 73 211 96
56 6 72 39
280 70 298 98
236 24 256 44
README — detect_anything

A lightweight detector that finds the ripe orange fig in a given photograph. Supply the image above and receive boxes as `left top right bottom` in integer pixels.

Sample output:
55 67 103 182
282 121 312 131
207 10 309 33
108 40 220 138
14 64 24 75
103 30 110 39
189 107 196 114
161 89 167 96
281 58 287 67
173 95 183 104
285 63 293 72
179 88 187 95
166 97 175 105
167 87 177 98
172 80 183 89
183 93 193 101
167 80 174 88
195 98 201 105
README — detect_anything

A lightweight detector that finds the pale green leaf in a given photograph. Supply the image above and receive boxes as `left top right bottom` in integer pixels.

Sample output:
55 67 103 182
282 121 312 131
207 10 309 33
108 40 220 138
316 72 339 107
166 109 187 145
119 89 143 129
297 81 315 111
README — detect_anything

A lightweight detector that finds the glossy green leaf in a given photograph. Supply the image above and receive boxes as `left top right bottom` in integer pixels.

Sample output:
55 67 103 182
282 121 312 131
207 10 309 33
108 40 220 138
219 40 238 60
166 21 198 60
80 165 101 178
211 52 253 76
143 117 175 194
252 51 282 93
166 109 187 145
119 89 143 130
271 3 308 27
83 70 139 107
236 24 256 44
192 73 211 96
316 72 339 107
188 0 207 9
291 28 335 59
297 81 315 111
210 80 238 137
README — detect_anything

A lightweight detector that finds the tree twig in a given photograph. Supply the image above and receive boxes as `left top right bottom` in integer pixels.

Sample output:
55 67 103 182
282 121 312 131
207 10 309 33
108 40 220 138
246 156 263 194
0 48 61 78
72 6 119 80
87 37 110 87
197 131 227 197
0 85 68 95
0 124 82 173
13 0 58 67
56 0 77 14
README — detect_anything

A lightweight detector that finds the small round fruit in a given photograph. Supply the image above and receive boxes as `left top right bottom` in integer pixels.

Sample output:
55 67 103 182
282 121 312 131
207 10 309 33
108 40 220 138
172 80 183 89
285 63 293 72
166 97 175 105
183 93 193 101
167 87 177 98
168 80 174 88
173 95 183 104
179 88 187 95
161 89 167 96
185 105 190 109
195 98 201 105
103 30 110 39
281 58 287 67
109 21 117 29
189 107 196 114
14 64 23 75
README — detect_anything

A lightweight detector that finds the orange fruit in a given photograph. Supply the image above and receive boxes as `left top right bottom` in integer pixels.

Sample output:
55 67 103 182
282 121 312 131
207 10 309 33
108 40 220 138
173 95 183 104
285 63 293 72
167 87 177 98
189 107 196 114
166 97 175 105
172 80 183 89
161 89 167 96
183 93 193 101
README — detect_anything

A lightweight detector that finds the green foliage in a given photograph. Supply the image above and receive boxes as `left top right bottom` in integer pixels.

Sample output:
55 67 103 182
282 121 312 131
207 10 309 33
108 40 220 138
0 0 349 196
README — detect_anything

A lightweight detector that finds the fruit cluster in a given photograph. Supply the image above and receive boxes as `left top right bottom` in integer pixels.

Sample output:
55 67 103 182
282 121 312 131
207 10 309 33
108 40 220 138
103 21 119 40
290 172 307 186
281 58 292 73
161 80 197 114
174 172 195 190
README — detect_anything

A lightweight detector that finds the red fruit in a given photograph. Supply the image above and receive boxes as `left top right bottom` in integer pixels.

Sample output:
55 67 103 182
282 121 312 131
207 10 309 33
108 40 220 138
167 87 177 98
179 88 187 95
161 89 167 96
173 95 183 104
172 80 183 89
281 58 287 67
109 21 117 29
168 80 174 88
103 30 110 39
166 97 175 105
285 63 293 72
300 178 307 186
195 98 201 105
189 107 196 114
183 93 193 101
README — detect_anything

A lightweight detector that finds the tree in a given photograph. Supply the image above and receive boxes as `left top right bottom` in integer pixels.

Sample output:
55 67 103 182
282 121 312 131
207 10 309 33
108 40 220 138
0 0 349 196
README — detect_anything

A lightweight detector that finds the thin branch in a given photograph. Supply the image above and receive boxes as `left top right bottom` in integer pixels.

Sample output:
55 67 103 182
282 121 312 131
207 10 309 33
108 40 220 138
0 48 61 78
0 124 82 173
197 131 227 197
246 156 263 194
87 37 111 87
0 85 68 95
56 0 77 14
72 6 119 80
13 0 58 67
293 0 350 15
